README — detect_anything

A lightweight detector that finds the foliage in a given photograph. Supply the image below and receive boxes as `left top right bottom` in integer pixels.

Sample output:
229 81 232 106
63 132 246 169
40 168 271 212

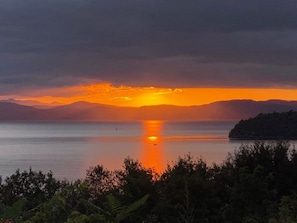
24 195 67 223
157 154 222 222
0 168 60 208
229 110 297 139
269 195 297 223
84 165 116 201
0 199 26 223
102 193 149 223
1 141 297 222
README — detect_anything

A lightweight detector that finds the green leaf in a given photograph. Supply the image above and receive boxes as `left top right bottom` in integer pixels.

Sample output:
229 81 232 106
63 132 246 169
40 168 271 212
1 198 26 221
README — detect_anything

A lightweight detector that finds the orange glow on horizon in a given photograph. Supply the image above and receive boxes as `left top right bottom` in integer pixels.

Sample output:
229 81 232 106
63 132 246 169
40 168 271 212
141 120 164 173
4 82 297 107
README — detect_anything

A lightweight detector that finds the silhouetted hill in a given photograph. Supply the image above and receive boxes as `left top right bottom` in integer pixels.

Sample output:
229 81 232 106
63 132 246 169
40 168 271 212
1 100 297 121
46 101 127 120
0 98 61 108
0 102 41 120
229 110 297 139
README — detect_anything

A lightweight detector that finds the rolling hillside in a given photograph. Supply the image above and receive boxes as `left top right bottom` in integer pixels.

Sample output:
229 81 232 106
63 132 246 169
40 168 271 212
1 100 297 121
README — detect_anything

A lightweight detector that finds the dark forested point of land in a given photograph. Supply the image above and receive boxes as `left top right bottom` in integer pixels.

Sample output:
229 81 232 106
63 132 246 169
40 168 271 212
229 110 297 140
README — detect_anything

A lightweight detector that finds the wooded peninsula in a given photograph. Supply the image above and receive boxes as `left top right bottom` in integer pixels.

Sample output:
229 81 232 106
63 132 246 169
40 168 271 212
229 110 297 140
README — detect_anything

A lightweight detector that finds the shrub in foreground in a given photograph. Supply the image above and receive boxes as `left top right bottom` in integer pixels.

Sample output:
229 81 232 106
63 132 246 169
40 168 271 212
1 141 297 222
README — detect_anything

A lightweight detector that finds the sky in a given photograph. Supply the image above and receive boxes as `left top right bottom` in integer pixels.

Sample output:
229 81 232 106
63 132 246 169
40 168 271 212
1 0 297 106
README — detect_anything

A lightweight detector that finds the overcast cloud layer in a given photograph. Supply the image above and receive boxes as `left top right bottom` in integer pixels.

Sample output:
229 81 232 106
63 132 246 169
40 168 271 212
1 0 297 93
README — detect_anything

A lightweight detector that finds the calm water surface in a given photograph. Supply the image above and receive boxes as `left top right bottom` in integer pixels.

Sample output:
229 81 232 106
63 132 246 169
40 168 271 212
0 121 246 181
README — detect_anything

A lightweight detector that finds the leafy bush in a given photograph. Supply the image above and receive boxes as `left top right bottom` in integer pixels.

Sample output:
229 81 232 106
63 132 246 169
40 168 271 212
1 141 297 222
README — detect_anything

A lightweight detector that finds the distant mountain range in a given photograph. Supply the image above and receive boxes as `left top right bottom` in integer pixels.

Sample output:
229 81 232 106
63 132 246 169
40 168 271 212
0 98 61 108
1 100 297 121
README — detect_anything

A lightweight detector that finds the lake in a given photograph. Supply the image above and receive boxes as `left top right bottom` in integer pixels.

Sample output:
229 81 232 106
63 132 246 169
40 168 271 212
0 120 246 181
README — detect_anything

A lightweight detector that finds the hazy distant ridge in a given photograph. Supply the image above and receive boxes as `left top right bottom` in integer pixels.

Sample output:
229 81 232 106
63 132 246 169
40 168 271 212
1 100 297 121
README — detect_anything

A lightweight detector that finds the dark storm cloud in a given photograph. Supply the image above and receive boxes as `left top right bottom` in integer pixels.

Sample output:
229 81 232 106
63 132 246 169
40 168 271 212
0 0 297 93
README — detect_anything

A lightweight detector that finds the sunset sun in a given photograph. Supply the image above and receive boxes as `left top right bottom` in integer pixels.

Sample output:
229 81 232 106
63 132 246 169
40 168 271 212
138 93 164 106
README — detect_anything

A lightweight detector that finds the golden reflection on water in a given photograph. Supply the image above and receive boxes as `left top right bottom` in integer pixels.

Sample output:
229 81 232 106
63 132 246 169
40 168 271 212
141 120 165 173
